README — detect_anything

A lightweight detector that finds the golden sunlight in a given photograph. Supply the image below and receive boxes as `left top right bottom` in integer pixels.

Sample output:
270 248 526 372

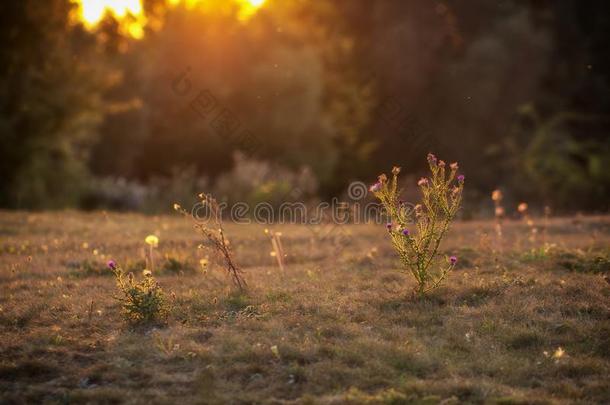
73 0 146 38
237 0 267 21
73 0 267 38
168 0 267 21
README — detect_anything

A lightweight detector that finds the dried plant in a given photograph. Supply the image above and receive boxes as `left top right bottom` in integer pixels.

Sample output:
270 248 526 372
175 194 246 291
265 228 286 274
370 153 464 296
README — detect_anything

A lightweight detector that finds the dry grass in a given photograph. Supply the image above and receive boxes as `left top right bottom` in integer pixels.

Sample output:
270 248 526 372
0 211 609 404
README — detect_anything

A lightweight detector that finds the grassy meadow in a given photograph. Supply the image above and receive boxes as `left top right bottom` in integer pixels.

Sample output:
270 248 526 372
0 211 608 404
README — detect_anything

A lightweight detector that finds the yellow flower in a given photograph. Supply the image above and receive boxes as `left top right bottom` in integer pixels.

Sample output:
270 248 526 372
142 269 152 277
199 258 208 273
553 347 565 359
145 235 159 247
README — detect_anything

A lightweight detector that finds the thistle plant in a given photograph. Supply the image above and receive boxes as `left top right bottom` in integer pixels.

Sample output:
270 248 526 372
174 194 246 291
370 153 464 296
107 260 167 324
517 202 538 244
492 189 505 251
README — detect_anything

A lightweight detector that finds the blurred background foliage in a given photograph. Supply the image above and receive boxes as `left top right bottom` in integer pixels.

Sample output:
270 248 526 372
0 0 608 214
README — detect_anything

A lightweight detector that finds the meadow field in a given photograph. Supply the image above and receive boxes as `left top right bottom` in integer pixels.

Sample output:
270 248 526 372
0 211 608 404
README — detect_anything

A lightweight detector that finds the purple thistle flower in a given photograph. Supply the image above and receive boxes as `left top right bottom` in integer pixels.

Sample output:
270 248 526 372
457 174 465 183
107 260 117 270
402 229 410 236
450 256 458 265
386 222 392 231
369 182 382 192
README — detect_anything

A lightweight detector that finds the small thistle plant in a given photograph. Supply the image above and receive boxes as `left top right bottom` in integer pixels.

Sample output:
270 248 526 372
370 153 464 296
517 202 538 244
175 194 246 291
107 260 167 324
492 189 504 251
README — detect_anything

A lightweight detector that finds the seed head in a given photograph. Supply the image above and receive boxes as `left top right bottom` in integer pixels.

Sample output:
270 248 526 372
450 162 459 171
392 166 401 175
518 202 528 213
427 153 437 165
418 177 428 186
491 189 503 202
438 160 446 168
378 174 388 183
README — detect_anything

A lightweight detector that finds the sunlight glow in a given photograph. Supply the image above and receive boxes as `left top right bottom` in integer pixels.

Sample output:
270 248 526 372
72 0 268 38
74 0 146 38
237 0 267 21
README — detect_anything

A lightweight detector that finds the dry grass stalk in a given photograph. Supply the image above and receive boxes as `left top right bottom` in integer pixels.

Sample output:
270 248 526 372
175 194 246 291
265 228 286 274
